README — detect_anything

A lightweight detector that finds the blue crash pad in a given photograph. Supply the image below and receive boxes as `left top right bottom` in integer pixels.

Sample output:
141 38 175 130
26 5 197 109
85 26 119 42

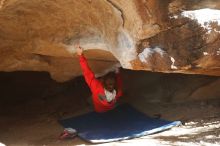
59 104 181 143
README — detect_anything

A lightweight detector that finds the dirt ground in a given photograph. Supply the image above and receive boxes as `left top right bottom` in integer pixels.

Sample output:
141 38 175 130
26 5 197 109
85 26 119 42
0 91 219 146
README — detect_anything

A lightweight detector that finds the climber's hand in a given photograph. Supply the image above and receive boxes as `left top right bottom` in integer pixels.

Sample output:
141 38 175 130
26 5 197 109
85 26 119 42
75 44 83 56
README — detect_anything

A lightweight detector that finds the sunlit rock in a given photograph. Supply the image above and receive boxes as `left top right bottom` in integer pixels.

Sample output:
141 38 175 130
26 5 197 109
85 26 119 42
0 0 219 81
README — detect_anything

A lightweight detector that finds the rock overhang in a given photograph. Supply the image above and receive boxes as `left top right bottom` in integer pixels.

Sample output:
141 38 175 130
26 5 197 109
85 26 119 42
0 0 219 82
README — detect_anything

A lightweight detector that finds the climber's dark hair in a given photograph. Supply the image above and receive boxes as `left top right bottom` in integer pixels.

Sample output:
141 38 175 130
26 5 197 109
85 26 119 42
103 72 116 81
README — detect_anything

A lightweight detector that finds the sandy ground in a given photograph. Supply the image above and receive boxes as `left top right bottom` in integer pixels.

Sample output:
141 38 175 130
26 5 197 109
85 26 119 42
0 93 219 146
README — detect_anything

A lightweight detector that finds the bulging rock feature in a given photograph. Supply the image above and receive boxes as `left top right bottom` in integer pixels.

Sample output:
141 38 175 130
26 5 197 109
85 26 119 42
0 0 220 82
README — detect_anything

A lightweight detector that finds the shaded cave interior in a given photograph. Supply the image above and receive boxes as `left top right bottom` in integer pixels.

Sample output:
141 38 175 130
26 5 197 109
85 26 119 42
0 69 219 120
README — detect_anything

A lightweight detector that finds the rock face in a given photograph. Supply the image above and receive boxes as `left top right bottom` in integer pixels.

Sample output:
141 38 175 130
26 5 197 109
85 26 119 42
122 70 220 103
0 0 220 82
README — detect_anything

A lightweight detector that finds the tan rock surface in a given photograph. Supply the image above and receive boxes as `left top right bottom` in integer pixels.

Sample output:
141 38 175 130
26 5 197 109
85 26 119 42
0 0 220 82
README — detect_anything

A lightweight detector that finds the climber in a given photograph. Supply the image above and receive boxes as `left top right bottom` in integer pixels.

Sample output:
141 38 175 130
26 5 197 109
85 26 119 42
75 44 123 113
